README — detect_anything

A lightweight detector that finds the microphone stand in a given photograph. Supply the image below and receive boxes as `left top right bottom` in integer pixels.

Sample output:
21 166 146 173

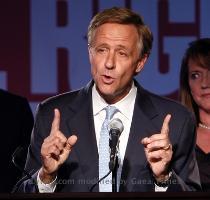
112 156 119 192
109 130 120 192
11 146 39 193
89 170 112 192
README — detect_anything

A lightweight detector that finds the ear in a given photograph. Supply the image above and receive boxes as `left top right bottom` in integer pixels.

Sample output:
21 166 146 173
88 46 92 62
135 55 148 74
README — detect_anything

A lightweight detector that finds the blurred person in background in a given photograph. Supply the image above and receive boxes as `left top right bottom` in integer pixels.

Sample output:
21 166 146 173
0 89 34 192
179 38 210 191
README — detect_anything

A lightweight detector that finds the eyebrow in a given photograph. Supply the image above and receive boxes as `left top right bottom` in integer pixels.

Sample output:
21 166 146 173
94 43 128 49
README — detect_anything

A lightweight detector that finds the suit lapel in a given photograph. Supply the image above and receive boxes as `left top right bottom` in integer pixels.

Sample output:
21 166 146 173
120 82 159 191
65 81 99 191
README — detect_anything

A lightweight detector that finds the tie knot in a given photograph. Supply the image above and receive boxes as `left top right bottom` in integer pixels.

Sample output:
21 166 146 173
105 105 118 120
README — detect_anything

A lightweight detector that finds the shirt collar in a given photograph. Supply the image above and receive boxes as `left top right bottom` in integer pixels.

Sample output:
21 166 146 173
92 82 137 119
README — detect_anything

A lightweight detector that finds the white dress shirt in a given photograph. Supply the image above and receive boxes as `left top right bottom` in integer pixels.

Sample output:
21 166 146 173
92 83 136 191
92 83 137 167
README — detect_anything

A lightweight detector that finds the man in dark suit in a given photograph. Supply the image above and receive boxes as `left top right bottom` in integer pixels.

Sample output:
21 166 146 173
17 7 201 192
0 89 34 193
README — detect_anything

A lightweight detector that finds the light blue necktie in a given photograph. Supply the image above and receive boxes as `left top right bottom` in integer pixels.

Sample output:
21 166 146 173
99 105 118 192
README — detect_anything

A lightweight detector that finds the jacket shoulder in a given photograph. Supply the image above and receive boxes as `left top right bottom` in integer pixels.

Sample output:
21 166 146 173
144 89 194 119
0 89 28 103
38 89 81 111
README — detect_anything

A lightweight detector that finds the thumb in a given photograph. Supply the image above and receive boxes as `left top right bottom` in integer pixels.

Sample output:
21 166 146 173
60 135 77 164
66 135 78 151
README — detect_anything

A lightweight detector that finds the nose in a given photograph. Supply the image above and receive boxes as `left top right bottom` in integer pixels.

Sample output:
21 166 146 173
201 70 210 88
105 51 115 69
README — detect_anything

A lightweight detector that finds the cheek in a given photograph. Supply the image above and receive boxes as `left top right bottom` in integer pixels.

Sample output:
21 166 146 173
189 82 201 102
189 81 198 94
91 65 97 78
117 61 135 74
90 56 103 71
91 62 102 79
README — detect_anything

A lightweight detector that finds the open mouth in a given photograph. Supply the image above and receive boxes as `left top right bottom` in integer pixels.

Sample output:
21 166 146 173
102 75 115 84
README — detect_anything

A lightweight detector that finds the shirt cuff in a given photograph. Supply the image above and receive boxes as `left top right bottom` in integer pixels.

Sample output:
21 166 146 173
154 171 172 192
155 184 168 192
37 169 57 193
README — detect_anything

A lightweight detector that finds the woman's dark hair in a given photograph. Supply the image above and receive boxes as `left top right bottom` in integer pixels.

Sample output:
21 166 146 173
179 38 210 123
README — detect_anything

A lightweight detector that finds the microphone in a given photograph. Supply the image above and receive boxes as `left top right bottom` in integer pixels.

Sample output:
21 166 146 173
89 118 124 192
12 146 31 179
108 118 124 171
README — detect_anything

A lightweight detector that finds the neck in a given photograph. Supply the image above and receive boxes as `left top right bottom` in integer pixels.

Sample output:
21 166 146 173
199 110 210 130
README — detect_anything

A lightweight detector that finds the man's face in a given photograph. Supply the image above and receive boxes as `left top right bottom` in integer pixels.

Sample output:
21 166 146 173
89 23 147 104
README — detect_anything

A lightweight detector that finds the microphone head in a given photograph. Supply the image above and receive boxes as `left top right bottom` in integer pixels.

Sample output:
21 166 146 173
108 118 124 134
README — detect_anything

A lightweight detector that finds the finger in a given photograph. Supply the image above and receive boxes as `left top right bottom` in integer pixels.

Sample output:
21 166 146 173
147 148 172 162
147 149 164 160
41 144 61 158
147 139 170 150
65 135 78 151
49 145 61 157
44 131 67 146
147 149 171 161
145 133 167 143
162 143 172 151
51 108 61 134
45 137 66 151
160 114 171 135
141 137 150 145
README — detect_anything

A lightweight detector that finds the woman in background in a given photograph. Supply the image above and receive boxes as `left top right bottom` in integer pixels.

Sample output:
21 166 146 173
179 38 210 191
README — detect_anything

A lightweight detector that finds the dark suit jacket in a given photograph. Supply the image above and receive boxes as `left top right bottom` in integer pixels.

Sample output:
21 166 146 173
0 89 34 193
18 80 201 192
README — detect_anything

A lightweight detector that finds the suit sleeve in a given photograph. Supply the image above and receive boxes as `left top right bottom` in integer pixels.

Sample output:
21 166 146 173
167 113 201 191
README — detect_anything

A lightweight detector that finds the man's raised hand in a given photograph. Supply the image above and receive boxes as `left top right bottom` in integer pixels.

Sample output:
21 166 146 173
40 108 77 183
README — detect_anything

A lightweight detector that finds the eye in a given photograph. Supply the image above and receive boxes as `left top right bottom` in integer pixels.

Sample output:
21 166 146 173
97 48 105 52
95 47 108 54
118 50 128 57
190 72 200 80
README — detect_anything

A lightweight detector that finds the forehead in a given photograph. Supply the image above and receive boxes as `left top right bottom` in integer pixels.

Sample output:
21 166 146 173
188 58 209 71
93 23 139 46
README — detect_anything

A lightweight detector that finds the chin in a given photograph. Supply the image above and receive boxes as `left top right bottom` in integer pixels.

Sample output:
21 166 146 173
97 86 114 97
100 88 115 97
97 81 113 91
